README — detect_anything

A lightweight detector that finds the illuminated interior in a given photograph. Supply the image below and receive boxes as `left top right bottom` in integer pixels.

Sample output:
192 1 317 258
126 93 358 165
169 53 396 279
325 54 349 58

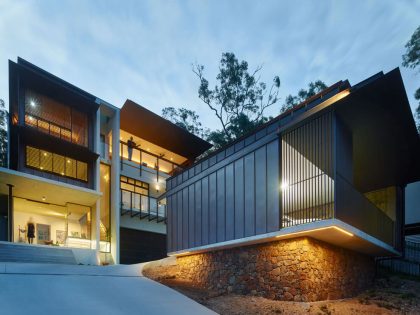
25 89 89 147
99 163 111 252
13 198 92 248
119 129 187 173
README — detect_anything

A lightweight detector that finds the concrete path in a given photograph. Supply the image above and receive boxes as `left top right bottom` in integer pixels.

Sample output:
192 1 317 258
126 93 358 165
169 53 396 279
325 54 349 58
0 262 216 315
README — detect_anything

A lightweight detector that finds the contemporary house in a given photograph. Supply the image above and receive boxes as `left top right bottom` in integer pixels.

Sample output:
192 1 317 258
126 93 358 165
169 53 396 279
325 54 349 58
0 57 210 264
165 69 420 300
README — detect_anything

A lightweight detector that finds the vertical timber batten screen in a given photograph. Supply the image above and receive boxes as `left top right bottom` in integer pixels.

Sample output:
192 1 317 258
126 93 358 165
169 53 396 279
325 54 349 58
281 111 334 227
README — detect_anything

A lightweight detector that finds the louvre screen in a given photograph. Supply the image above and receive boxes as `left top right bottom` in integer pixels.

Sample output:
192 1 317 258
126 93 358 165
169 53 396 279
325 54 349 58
26 146 88 182
281 111 335 227
25 90 89 147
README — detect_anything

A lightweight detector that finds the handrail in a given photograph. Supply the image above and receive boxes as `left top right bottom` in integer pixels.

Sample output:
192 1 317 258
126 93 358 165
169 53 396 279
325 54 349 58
120 189 166 222
120 141 182 176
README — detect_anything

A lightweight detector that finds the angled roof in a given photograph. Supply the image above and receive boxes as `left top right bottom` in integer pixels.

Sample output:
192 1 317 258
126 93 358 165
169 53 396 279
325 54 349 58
9 58 101 114
120 100 212 160
171 68 420 188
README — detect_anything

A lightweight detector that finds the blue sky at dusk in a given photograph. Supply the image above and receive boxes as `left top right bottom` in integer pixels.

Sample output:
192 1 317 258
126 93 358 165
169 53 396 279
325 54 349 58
1 0 419 129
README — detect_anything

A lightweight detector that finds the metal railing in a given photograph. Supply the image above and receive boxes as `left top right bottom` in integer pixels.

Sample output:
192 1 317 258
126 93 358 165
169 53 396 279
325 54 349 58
120 189 166 223
120 141 182 177
25 113 87 147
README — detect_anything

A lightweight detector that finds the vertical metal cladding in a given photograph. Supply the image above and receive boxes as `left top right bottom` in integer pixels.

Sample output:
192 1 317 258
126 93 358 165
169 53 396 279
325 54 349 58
281 111 335 227
168 138 280 252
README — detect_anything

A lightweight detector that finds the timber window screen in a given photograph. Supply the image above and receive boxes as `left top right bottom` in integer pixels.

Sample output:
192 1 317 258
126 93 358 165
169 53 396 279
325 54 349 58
281 111 334 227
25 146 88 181
24 90 88 147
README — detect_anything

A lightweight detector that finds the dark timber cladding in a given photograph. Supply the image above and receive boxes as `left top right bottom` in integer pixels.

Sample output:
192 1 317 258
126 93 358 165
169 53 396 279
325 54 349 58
166 131 280 252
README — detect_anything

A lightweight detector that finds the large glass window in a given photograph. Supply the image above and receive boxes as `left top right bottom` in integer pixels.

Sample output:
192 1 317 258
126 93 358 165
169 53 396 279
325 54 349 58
13 198 91 249
120 176 149 213
26 146 88 181
25 89 88 147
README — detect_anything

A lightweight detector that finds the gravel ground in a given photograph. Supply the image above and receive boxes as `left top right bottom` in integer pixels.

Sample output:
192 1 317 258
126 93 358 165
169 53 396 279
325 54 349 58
144 265 420 315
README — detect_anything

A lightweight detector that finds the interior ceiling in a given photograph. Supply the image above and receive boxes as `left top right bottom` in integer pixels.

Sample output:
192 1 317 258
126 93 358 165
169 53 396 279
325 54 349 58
120 100 212 160
335 69 420 192
0 168 100 206
119 129 187 165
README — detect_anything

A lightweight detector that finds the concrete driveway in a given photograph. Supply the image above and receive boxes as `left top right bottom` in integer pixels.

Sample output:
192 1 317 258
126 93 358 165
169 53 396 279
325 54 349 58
0 262 216 315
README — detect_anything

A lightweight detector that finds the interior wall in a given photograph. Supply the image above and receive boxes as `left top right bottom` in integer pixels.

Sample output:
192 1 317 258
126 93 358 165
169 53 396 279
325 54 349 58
13 210 81 245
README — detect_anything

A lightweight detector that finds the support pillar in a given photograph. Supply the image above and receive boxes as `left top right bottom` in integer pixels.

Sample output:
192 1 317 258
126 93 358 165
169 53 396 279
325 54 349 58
110 110 120 264
7 184 13 242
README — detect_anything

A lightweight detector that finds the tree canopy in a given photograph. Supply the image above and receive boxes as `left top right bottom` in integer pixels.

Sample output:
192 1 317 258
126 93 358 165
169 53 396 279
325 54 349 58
402 25 420 132
280 80 327 114
163 52 280 149
0 99 7 167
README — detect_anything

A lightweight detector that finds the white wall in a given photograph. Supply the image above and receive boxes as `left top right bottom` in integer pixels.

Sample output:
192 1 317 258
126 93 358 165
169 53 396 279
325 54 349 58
406 181 420 225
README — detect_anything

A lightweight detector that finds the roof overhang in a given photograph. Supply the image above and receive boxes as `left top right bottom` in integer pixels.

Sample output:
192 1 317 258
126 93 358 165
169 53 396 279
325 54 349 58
334 68 420 191
0 168 101 207
120 100 212 160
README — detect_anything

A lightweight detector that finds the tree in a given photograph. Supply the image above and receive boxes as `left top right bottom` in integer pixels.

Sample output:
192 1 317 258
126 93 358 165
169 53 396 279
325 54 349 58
193 52 280 148
0 99 7 167
280 80 327 114
162 107 208 138
402 25 420 133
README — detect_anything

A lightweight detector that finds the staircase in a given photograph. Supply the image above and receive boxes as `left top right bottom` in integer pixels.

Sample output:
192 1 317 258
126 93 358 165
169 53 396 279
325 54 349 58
0 242 77 265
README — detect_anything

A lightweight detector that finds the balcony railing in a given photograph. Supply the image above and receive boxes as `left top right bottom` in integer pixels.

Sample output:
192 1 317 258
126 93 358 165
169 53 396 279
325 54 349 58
120 189 166 223
119 141 183 177
25 113 87 147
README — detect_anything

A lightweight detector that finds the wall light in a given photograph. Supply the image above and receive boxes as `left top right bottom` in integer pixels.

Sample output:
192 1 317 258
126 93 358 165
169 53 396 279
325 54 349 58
280 181 289 191
275 225 354 238
30 100 36 107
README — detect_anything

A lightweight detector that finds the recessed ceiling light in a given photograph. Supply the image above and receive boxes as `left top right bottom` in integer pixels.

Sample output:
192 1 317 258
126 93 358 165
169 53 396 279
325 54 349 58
42 196 46 201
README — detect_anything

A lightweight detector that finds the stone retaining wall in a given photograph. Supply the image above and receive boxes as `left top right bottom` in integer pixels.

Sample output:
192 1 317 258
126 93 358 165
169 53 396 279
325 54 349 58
176 237 374 301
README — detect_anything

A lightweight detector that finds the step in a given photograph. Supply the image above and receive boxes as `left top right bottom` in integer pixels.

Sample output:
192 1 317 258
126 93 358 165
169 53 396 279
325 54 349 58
0 243 77 265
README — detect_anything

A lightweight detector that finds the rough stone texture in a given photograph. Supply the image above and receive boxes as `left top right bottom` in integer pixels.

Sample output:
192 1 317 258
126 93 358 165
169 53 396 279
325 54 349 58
174 237 375 301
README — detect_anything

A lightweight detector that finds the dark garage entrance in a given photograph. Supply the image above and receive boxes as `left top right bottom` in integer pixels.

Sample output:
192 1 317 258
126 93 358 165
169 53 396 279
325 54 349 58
120 228 167 264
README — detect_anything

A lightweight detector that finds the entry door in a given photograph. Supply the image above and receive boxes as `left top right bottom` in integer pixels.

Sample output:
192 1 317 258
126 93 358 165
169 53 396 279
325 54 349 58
37 224 51 243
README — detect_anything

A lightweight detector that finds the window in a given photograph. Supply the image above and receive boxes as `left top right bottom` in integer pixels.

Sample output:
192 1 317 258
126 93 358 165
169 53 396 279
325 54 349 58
26 146 88 182
25 89 89 147
120 176 149 195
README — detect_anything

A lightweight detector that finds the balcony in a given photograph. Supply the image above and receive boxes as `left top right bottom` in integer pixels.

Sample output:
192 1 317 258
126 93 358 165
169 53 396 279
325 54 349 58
120 189 166 223
119 141 183 177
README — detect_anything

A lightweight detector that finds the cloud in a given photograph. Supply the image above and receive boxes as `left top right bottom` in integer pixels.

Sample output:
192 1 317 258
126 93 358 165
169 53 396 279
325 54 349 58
0 0 418 130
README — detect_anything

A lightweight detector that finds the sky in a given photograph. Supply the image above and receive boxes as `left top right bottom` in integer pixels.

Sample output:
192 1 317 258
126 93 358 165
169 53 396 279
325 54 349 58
0 0 419 130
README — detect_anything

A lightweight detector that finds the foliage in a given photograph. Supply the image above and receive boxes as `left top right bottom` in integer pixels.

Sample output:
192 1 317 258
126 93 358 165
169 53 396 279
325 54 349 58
402 26 420 70
192 52 280 149
0 99 7 167
162 107 208 138
402 25 420 133
280 80 327 114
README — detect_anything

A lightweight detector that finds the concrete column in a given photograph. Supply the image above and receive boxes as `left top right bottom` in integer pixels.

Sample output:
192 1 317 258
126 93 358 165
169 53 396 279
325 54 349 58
94 108 101 251
7 184 13 242
110 110 120 263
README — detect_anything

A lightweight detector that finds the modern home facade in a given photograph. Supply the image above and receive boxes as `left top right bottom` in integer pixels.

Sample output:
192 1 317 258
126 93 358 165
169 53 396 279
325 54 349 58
165 69 420 300
0 58 210 264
